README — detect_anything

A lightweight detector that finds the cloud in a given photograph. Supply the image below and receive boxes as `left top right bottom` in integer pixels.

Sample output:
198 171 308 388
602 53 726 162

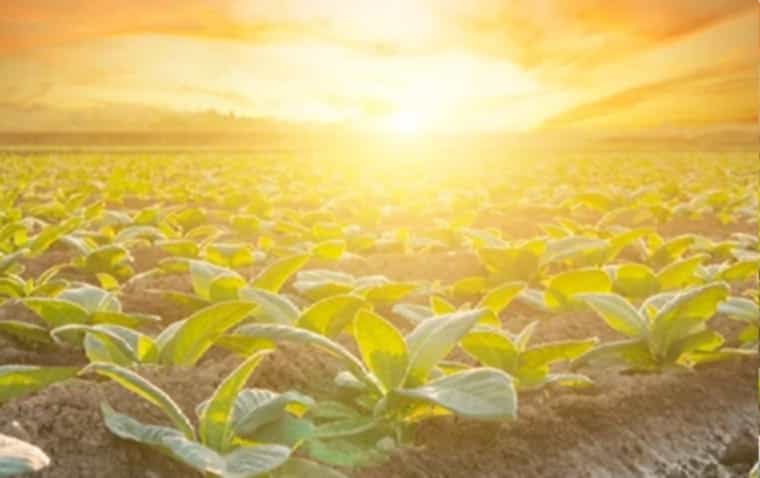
541 60 757 129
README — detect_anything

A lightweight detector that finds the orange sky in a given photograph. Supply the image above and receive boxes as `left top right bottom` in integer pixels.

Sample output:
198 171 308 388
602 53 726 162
0 1 756 133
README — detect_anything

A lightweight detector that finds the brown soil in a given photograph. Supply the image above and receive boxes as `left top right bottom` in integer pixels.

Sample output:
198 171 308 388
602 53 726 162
358 359 757 478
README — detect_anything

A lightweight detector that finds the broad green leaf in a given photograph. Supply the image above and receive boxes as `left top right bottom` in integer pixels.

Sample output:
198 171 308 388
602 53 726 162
353 310 408 393
519 338 598 369
190 260 243 302
209 275 247 302
395 367 517 421
545 268 611 311
206 243 255 268
650 283 729 359
90 311 161 328
543 237 609 266
239 287 299 324
0 365 78 403
58 285 120 313
577 293 646 338
571 339 655 371
253 414 314 447
29 217 81 254
478 282 525 315
84 363 195 440
153 290 210 312
460 329 518 372
405 309 486 386
611 263 658 299
222 444 292 478
718 297 759 322
719 260 759 282
313 417 378 439
430 296 455 315
297 295 366 338
158 239 200 258
360 282 417 305
232 389 314 438
102 404 224 474
158 301 257 366
200 351 271 452
234 324 368 381
656 254 708 291
667 329 724 362
0 320 52 344
312 240 346 260
0 433 50 477
392 303 434 324
649 234 695 267
449 276 487 298
22 298 89 328
252 254 310 293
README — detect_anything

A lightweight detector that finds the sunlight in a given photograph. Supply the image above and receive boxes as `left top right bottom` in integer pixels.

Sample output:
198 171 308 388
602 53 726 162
386 110 423 135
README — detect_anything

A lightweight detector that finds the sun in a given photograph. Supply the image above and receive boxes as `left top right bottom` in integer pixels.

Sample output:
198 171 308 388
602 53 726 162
386 110 422 135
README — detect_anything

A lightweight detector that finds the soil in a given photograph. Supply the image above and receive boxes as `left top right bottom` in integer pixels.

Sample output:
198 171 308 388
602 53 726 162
358 359 757 478
1 199 756 477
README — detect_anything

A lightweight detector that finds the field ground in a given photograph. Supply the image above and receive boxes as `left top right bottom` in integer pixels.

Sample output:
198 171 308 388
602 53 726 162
0 153 757 477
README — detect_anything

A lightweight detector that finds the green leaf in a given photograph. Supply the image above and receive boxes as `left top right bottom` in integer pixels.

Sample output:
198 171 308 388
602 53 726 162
0 433 50 477
0 365 78 403
719 259 759 282
0 320 53 344
391 303 434 324
611 263 658 299
23 298 90 328
545 269 612 312
158 301 257 366
84 363 195 440
577 293 646 338
90 311 161 328
238 287 299 324
234 324 369 381
656 254 707 291
649 283 729 359
477 282 525 315
405 309 485 386
218 444 291 478
209 275 247 302
668 329 724 362
394 367 517 421
449 276 487 298
297 295 366 338
232 389 315 438
718 297 759 322
158 239 200 258
360 282 417 305
253 415 314 447
430 296 455 315
190 260 244 302
519 338 598 369
252 254 310 293
313 417 378 439
200 351 271 452
312 240 346 260
460 329 519 372
58 285 120 313
353 310 408 393
101 404 222 474
571 339 655 371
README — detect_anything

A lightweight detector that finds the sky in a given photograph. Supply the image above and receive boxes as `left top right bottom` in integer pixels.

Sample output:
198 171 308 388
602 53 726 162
0 1 756 135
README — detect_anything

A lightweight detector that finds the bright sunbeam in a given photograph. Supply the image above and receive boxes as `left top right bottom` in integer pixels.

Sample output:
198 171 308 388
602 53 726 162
386 111 423 135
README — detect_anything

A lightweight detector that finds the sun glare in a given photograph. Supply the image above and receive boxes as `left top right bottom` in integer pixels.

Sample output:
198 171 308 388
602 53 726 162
386 110 422 135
